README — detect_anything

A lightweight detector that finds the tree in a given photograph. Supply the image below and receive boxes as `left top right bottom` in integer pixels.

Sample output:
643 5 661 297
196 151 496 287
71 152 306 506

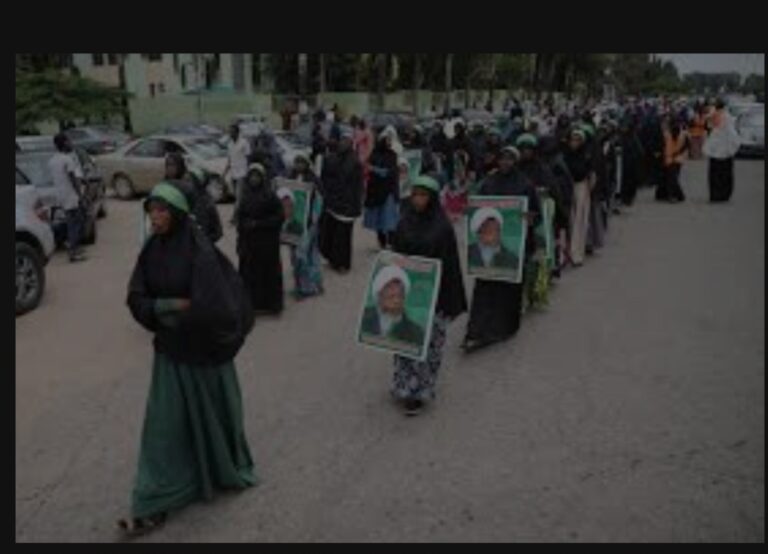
444 54 453 112
742 73 765 96
16 67 130 133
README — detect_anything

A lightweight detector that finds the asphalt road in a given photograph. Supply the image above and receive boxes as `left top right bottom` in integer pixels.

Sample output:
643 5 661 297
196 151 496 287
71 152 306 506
15 159 764 542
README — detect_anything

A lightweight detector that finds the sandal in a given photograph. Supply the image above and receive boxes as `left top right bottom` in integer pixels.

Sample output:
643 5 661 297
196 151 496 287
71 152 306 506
117 513 167 538
403 398 424 416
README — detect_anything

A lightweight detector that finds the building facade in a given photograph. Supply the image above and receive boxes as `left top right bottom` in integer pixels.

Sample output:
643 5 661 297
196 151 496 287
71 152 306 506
71 53 255 99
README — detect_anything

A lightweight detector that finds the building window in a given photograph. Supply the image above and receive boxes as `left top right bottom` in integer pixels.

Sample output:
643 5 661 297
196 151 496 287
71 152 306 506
181 66 187 88
92 53 104 66
173 54 179 72
107 53 118 65
149 83 156 98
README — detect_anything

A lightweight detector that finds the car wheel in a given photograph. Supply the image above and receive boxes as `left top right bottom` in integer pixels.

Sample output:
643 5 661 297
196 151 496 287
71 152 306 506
16 242 45 316
207 176 226 204
113 174 135 200
82 218 97 245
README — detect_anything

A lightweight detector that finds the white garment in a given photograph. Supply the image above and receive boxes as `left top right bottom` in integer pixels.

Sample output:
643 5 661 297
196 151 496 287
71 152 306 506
48 152 82 210
703 112 741 160
226 137 252 179
570 180 591 264
479 244 500 267
378 310 403 335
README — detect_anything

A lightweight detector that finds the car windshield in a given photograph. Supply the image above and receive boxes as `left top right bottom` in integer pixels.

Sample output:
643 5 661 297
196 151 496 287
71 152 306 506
16 154 53 186
182 138 227 160
276 132 311 148
741 111 764 127
17 137 55 153
89 126 129 140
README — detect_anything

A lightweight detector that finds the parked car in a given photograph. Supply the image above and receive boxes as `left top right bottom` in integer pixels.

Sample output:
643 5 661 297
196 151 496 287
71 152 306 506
64 126 132 156
728 102 763 121
163 123 225 139
15 178 55 316
461 109 497 129
366 111 417 135
16 151 101 247
272 131 312 170
16 135 57 153
16 136 110 217
98 134 231 202
736 107 765 158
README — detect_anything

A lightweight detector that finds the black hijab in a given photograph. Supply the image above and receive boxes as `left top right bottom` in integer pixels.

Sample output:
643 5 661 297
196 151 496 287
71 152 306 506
393 189 467 319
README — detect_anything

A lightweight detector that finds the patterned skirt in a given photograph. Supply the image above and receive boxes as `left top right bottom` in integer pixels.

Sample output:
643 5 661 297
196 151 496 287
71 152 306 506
363 194 400 233
391 313 449 402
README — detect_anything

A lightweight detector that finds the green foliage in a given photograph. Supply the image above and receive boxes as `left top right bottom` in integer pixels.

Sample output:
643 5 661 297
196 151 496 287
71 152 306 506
16 66 130 132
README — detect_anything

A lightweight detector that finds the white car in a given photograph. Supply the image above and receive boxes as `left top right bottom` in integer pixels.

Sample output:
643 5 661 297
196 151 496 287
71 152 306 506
736 107 765 158
15 174 55 316
272 131 312 170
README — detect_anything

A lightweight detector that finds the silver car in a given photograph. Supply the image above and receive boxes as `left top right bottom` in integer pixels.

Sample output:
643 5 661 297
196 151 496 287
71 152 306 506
16 176 55 316
98 134 231 202
736 108 764 158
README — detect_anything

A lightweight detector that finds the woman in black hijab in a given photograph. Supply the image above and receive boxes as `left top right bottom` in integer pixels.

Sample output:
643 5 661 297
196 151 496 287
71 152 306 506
390 175 467 415
121 183 255 536
462 147 541 353
235 163 285 315
363 134 400 249
184 166 223 243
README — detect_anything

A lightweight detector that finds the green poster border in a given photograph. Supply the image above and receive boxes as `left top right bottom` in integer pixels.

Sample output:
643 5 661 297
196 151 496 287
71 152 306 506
275 177 312 246
465 195 529 284
356 250 443 362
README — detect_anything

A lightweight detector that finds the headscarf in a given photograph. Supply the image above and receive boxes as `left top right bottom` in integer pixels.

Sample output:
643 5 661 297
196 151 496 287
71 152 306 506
393 175 467 319
470 207 503 234
144 181 190 214
380 125 404 156
372 265 411 298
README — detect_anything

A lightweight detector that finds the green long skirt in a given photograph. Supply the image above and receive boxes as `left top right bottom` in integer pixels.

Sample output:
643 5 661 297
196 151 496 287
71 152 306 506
131 352 257 519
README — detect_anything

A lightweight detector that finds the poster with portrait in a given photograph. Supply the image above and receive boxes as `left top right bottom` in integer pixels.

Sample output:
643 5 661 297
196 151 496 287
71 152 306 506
534 190 556 270
465 195 528 283
275 177 311 246
400 149 423 198
357 250 442 361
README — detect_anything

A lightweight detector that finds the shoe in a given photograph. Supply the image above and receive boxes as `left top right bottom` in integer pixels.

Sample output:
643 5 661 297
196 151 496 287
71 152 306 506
69 253 87 263
403 398 424 416
461 337 490 353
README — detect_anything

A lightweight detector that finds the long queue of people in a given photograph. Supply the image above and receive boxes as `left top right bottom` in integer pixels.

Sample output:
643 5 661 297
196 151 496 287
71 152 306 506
116 95 739 536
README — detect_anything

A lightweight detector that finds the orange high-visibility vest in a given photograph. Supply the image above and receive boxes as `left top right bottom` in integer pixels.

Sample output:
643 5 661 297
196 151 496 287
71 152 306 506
664 130 688 166
689 113 706 137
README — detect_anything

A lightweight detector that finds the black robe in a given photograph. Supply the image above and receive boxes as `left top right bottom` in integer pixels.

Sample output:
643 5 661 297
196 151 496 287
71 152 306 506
321 148 364 218
192 185 223 243
235 180 285 313
319 148 363 270
465 168 540 345
641 116 664 187
619 131 645 206
169 176 223 244
518 157 569 234
391 191 467 321
541 154 574 233
365 144 398 208
127 214 254 366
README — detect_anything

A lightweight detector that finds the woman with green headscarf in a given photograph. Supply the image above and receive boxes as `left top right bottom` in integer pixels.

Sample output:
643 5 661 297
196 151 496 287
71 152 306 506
390 175 467 415
121 183 256 536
